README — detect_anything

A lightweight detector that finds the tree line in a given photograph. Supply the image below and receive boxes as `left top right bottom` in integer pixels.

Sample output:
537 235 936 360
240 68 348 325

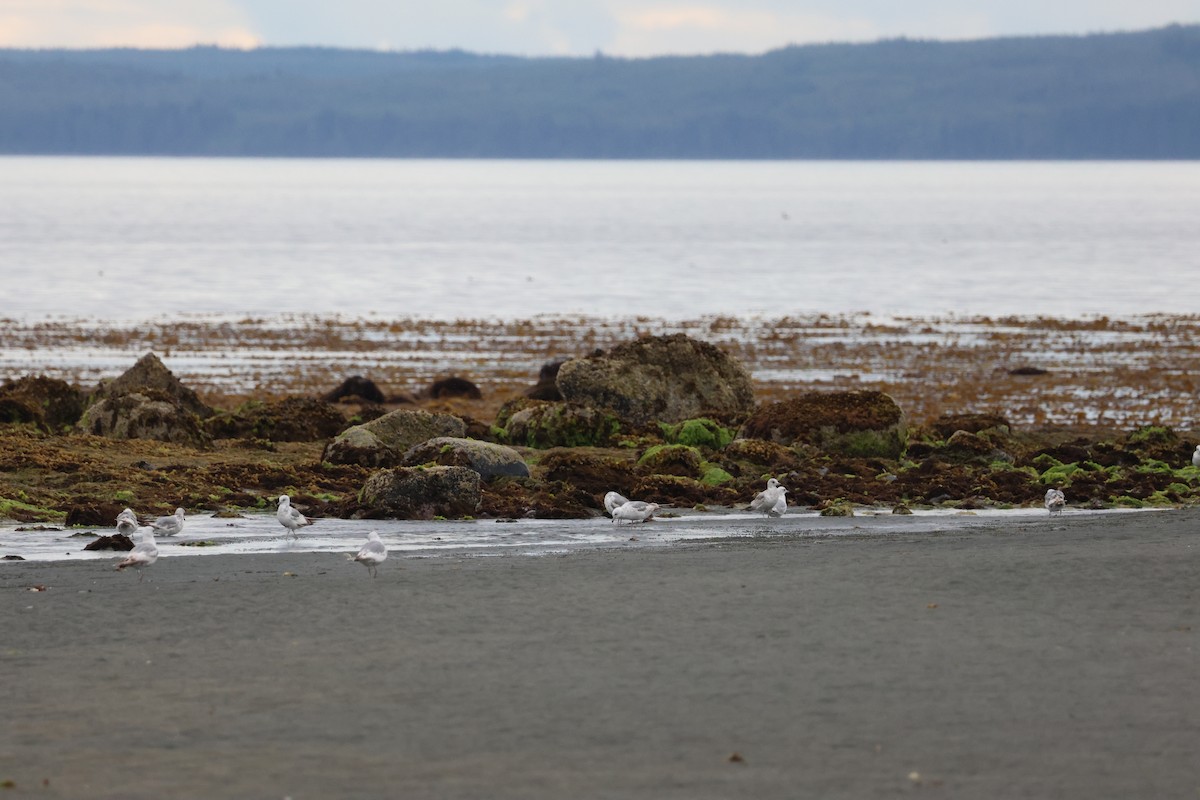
0 24 1197 158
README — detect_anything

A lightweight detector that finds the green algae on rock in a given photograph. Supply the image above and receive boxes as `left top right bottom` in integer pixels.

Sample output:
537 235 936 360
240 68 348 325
501 402 621 449
660 418 736 450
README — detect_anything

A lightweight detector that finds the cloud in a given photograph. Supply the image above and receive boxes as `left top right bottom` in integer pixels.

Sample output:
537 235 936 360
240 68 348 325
0 0 261 48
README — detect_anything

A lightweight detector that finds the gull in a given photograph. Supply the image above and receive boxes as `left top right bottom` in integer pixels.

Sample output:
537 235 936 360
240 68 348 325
151 507 186 537
348 530 388 578
1192 445 1200 468
276 494 311 538
603 491 657 520
611 501 659 524
1044 488 1066 516
750 478 788 518
115 529 159 582
116 508 139 538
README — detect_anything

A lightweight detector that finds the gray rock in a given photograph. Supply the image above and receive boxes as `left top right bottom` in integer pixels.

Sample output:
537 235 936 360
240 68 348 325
556 333 755 426
358 466 481 519
323 408 466 467
402 437 530 479
78 390 210 447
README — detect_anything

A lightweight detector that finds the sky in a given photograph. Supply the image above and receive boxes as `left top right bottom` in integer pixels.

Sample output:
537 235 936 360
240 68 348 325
0 0 1196 56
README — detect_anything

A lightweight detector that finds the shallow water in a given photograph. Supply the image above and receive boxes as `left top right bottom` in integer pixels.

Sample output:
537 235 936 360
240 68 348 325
0 507 1150 564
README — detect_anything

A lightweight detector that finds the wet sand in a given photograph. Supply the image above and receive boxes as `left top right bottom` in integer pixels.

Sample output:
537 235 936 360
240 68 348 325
3 510 1198 799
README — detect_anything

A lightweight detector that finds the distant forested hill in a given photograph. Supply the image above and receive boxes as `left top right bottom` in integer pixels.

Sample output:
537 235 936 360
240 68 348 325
1 24 1198 158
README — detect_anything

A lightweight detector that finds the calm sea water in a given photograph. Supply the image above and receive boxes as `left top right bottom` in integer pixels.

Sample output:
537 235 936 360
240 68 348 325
2 157 1197 320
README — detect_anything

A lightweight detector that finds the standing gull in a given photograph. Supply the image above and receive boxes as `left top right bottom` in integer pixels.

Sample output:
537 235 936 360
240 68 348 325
750 478 788 518
115 529 159 581
1044 488 1066 516
1192 445 1200 468
116 508 139 538
349 530 388 578
276 494 311 538
151 507 186 537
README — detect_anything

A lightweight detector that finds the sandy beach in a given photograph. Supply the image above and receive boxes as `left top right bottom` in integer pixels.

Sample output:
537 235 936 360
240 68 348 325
3 509 1198 799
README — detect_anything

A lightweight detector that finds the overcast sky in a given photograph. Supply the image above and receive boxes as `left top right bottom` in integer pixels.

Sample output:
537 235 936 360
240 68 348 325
1 1 1196 55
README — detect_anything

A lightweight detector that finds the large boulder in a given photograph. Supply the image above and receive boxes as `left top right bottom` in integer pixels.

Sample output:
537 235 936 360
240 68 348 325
78 389 210 447
555 333 755 426
323 408 466 467
92 352 212 419
739 390 906 458
402 437 530 479
0 376 84 430
358 466 481 519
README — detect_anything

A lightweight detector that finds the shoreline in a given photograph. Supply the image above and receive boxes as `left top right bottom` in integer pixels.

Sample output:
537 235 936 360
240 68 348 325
4 508 1198 798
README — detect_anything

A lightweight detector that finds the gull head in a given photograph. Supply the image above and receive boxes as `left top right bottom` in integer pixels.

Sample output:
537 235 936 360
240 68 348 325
766 478 780 489
278 494 290 507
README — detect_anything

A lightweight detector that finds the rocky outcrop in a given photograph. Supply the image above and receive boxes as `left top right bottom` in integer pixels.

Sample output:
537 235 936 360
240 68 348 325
92 352 212 419
207 397 347 442
739 390 906 458
79 389 210 447
323 408 466 467
555 333 755 426
0 376 84 430
358 466 481 519
402 437 530 479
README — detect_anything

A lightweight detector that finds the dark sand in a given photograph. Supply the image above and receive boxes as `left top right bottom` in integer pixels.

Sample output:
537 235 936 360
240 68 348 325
3 511 1198 799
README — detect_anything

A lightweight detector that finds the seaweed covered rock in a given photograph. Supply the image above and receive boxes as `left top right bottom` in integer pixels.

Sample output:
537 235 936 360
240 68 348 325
79 389 210 447
207 397 348 442
84 534 135 551
502 402 621 449
524 360 565 401
91 352 212 419
427 376 483 400
637 444 704 477
632 474 739 507
323 408 466 467
932 430 1012 464
740 391 906 458
358 466 481 519
719 439 803 471
1121 426 1191 465
930 412 1011 439
0 376 84 430
402 437 530 479
556 333 755 426
322 375 386 404
535 450 638 500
